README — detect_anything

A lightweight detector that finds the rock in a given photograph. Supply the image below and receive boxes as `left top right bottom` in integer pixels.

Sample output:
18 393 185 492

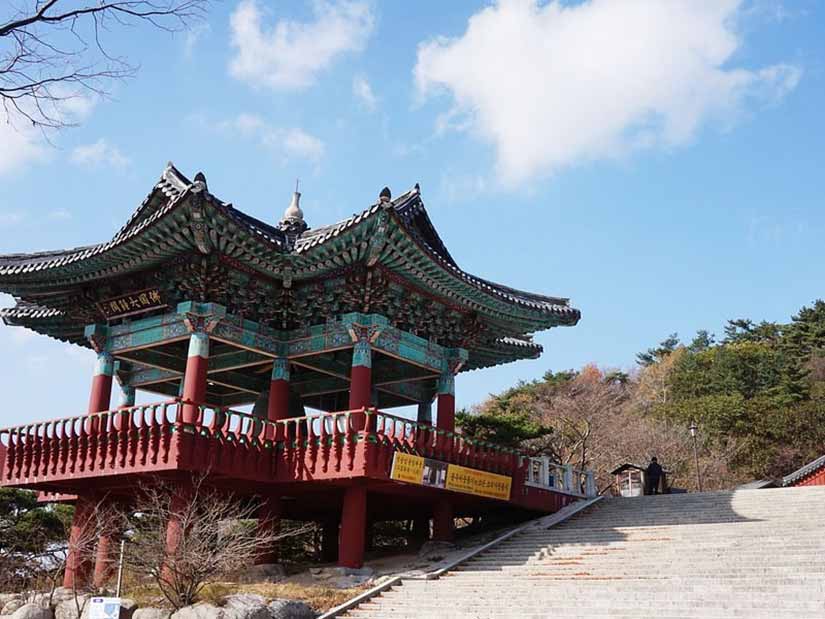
25 597 49 611
170 604 225 619
310 566 375 589
222 595 266 609
266 600 316 619
132 609 171 619
3 599 27 616
117 600 138 619
47 590 78 608
53 595 90 619
234 564 286 584
10 604 53 619
221 596 269 619
0 597 21 612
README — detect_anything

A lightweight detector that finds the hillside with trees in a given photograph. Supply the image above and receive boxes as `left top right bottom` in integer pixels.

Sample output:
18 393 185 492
458 300 825 493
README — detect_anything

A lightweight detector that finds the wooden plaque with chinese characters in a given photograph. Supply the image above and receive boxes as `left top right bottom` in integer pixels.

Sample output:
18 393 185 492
97 289 166 320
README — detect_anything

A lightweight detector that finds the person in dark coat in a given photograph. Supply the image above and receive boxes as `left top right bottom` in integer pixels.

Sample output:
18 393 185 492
646 457 663 494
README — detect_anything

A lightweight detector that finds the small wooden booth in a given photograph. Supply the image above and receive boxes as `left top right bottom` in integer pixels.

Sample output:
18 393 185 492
611 463 668 496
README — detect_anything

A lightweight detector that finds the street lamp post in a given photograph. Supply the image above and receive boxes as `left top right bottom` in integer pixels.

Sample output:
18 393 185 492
689 421 703 492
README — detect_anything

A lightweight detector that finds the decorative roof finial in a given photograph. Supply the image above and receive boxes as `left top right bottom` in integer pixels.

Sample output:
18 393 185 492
282 181 304 225
193 171 208 191
279 180 308 240
379 186 391 203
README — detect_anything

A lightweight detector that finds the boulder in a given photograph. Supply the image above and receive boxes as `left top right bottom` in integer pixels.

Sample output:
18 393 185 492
117 599 138 619
53 596 90 619
10 604 53 619
0 597 22 612
170 604 224 619
221 596 269 619
46 590 78 608
2 599 26 616
132 610 171 619
266 600 315 619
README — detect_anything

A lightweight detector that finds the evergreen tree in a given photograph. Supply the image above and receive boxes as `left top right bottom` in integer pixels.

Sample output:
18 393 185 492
637 333 680 367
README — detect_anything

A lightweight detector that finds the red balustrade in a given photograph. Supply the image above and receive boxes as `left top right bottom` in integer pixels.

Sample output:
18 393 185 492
1 403 527 492
0 400 179 482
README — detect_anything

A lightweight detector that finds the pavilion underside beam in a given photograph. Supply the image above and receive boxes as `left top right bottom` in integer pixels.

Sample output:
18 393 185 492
377 380 434 404
117 349 187 374
91 304 470 410
290 355 351 380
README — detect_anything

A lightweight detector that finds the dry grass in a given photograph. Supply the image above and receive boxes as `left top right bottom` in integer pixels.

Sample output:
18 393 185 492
121 577 361 613
221 582 362 613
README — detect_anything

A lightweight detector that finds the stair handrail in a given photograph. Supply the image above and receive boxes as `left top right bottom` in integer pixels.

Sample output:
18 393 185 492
317 495 603 619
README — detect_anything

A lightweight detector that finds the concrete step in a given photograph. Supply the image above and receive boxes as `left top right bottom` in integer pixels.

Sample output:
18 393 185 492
338 488 825 618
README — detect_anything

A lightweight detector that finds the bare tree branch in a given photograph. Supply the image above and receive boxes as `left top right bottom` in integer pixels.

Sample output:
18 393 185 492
124 474 312 609
0 1 209 129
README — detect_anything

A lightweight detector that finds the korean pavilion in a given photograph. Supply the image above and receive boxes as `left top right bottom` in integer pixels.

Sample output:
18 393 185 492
0 163 583 588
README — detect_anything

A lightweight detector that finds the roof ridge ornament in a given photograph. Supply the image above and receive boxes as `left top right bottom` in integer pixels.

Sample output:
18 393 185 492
279 181 308 248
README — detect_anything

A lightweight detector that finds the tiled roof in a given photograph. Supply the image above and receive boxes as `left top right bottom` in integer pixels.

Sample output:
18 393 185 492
0 163 580 322
782 454 825 486
0 300 61 320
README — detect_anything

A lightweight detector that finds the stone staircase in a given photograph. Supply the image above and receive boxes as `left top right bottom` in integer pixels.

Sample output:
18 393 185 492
342 486 825 618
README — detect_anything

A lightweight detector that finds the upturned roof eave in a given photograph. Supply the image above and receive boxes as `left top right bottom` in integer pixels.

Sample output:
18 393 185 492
0 164 581 327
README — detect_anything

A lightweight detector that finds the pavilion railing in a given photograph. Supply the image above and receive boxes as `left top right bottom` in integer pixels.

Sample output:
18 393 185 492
189 406 519 475
0 403 589 492
0 400 180 481
371 410 520 475
524 455 597 497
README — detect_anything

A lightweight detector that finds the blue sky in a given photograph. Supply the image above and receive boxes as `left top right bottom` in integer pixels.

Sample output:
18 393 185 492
1 0 823 425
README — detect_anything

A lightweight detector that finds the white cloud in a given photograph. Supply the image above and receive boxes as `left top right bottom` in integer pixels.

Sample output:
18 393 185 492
70 139 131 170
184 22 212 58
208 113 326 163
439 172 488 205
229 0 374 91
282 128 326 162
0 91 97 177
48 208 72 220
414 0 802 184
0 124 49 176
353 74 377 110
0 212 25 227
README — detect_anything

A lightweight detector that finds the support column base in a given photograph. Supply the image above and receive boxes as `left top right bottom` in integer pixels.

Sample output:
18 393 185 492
338 485 367 568
432 498 454 543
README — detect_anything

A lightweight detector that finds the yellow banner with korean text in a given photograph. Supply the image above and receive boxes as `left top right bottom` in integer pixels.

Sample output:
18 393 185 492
390 452 512 501
445 463 512 501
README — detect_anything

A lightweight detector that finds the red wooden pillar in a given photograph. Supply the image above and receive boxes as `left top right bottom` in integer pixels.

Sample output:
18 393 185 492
436 372 456 433
63 495 96 589
162 483 193 580
321 519 339 563
255 496 282 564
349 339 372 433
119 384 136 408
115 384 135 431
181 332 209 425
432 498 454 542
88 352 114 414
417 400 433 425
348 340 372 410
411 516 430 547
267 358 290 421
93 529 116 589
338 484 367 568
